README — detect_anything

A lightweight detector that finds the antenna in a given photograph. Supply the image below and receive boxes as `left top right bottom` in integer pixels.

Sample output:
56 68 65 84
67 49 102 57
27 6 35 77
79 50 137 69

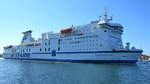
104 8 108 19
105 8 107 13
71 24 73 27
99 16 102 21
110 15 113 21
98 8 113 23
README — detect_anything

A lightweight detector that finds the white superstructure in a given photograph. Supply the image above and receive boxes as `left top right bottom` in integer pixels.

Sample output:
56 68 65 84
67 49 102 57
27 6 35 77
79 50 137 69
3 10 143 63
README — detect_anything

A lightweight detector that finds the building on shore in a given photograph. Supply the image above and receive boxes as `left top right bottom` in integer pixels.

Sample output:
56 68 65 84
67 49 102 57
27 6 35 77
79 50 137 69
140 54 150 61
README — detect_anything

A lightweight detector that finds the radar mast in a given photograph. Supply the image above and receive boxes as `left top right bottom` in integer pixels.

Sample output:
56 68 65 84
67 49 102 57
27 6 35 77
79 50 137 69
99 8 113 24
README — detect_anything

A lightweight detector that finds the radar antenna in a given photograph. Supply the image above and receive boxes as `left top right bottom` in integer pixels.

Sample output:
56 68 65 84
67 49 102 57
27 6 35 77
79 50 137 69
104 8 113 22
98 8 113 24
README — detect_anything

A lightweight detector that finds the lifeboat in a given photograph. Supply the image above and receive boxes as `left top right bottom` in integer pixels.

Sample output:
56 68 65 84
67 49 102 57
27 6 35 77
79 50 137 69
61 28 72 34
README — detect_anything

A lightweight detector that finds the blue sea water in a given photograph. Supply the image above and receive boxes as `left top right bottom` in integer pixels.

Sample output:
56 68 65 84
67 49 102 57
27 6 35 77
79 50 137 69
0 58 150 84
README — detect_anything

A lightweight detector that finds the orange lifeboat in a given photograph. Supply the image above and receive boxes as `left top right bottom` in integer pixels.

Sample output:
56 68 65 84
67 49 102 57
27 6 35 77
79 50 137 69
61 28 72 34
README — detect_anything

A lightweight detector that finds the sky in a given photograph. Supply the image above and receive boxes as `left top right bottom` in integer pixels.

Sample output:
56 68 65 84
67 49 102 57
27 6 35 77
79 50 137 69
0 0 149 55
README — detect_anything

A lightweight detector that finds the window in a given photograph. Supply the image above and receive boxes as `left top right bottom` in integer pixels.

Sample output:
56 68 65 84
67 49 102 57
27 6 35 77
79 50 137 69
100 44 102 47
58 39 61 44
48 40 50 45
45 48 47 52
104 30 107 32
40 48 42 51
48 48 50 51
58 47 60 51
29 49 31 52
45 42 47 45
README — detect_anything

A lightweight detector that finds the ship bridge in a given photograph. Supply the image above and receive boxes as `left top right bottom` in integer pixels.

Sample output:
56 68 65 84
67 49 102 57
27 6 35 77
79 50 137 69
97 9 124 35
21 30 35 44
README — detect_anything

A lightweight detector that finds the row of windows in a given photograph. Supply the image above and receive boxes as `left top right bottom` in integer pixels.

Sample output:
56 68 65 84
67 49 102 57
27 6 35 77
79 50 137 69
61 44 102 51
44 40 50 46
70 44 100 47
40 48 50 52
18 44 101 53
44 39 61 46
43 35 98 46
43 39 99 45
69 39 98 44
75 35 98 40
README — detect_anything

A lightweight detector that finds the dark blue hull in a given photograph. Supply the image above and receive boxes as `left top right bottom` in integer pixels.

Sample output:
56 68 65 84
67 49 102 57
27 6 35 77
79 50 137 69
5 58 138 64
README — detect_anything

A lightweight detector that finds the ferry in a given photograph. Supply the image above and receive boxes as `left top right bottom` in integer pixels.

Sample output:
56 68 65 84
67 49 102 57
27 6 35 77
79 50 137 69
2 10 143 63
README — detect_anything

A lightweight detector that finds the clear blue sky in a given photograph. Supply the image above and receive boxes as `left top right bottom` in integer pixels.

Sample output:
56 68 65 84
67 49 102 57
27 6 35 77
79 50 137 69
0 0 149 55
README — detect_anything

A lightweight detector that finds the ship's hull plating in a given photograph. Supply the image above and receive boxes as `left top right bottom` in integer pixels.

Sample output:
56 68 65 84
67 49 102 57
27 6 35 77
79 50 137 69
3 51 142 63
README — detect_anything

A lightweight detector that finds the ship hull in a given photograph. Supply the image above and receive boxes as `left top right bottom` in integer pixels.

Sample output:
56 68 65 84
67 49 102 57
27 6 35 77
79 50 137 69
3 51 142 63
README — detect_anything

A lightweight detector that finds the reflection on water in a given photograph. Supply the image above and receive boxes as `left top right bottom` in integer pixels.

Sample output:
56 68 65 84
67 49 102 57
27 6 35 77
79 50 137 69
137 62 150 84
0 59 150 84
